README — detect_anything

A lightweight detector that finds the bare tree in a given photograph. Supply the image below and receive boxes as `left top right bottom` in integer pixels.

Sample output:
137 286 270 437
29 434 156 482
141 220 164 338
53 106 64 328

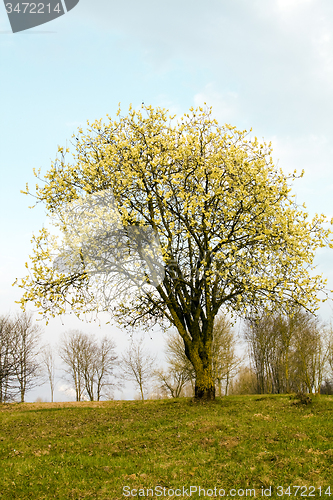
244 313 278 394
121 337 156 400
12 312 42 403
244 309 328 395
154 330 194 398
322 325 333 394
59 330 86 401
229 366 257 395
80 335 96 401
80 335 118 401
40 344 56 402
327 324 333 375
95 336 118 401
292 312 328 394
59 330 118 401
154 365 191 398
157 331 196 397
212 314 242 396
0 315 17 402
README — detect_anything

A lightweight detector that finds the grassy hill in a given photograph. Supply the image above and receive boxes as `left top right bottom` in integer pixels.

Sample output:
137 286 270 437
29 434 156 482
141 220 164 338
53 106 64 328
1 395 333 499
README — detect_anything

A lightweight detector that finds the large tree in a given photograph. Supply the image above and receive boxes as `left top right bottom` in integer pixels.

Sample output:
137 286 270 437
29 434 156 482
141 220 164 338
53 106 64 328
15 105 332 399
156 313 241 398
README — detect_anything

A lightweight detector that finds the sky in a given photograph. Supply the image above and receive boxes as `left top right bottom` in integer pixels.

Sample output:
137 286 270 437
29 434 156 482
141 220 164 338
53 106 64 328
0 0 333 401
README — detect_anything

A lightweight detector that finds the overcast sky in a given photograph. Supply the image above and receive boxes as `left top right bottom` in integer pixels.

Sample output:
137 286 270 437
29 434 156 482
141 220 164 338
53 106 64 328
1 0 333 401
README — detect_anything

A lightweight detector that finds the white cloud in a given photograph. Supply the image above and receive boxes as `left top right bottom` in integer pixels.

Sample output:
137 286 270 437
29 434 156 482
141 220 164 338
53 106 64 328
57 384 91 400
68 0 333 137
275 0 314 13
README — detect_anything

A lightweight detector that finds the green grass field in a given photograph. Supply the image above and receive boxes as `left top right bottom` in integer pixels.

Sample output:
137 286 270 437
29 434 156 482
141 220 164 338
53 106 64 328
1 395 333 499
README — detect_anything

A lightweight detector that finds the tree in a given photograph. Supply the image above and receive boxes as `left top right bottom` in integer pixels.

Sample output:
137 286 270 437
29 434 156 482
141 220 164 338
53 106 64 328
229 366 257 395
158 313 241 398
154 367 190 398
121 337 156 400
80 334 118 401
40 344 56 402
59 330 117 401
154 331 194 398
16 105 333 400
211 314 241 396
292 312 327 394
322 326 333 394
244 313 279 394
94 336 118 401
164 332 196 380
244 309 328 394
59 330 86 401
327 325 333 376
12 312 42 403
0 315 17 402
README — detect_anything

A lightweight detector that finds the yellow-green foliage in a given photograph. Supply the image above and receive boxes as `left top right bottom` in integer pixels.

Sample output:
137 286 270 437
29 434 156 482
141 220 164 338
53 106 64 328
14 105 332 396
16 105 332 318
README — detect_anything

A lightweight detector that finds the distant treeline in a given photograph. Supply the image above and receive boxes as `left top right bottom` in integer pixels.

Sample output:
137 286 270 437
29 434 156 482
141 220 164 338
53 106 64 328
234 309 333 396
1 309 333 403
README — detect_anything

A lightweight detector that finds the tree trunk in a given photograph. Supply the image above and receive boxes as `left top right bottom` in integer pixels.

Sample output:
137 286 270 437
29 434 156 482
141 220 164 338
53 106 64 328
185 332 215 400
285 350 290 393
194 367 215 400
97 380 101 401
195 381 215 400
225 372 229 396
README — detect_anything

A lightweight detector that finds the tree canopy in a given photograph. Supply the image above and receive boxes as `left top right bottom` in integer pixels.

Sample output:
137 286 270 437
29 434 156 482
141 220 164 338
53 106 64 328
16 105 332 399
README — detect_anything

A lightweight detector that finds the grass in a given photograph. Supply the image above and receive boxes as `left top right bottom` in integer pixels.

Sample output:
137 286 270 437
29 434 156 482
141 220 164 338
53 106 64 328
1 395 333 499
